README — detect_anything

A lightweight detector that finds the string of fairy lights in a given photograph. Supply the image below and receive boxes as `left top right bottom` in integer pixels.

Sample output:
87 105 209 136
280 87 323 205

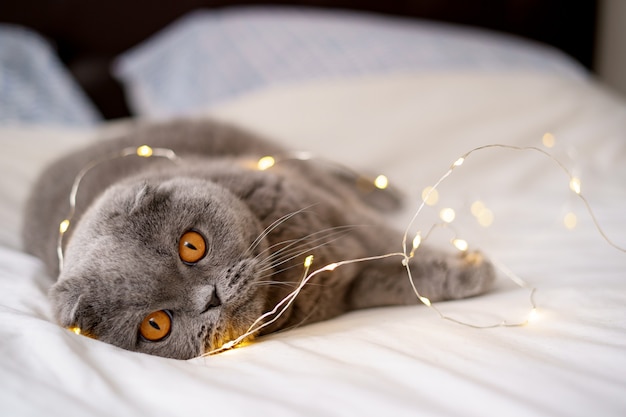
57 134 625 355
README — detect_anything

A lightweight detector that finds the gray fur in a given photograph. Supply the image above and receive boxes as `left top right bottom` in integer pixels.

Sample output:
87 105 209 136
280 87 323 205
22 119 494 359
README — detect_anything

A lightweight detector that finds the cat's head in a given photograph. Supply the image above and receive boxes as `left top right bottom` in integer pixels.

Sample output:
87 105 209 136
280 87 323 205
50 177 269 359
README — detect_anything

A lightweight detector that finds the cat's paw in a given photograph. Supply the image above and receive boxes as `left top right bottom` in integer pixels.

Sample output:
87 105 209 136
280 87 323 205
445 251 496 300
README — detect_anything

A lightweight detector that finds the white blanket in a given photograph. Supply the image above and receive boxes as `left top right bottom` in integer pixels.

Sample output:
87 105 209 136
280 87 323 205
1 72 625 417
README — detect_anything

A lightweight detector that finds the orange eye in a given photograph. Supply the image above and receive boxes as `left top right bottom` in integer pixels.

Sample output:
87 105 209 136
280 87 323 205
139 310 172 342
179 230 207 264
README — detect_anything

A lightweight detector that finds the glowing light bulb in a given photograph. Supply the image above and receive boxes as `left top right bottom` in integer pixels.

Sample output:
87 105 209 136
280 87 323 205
374 175 389 190
421 186 439 206
412 234 422 250
59 219 70 234
324 263 339 272
69 326 81 335
542 133 556 148
453 157 465 167
257 156 276 171
477 209 494 227
419 296 432 307
471 201 485 217
136 145 153 158
222 340 236 350
527 308 540 323
569 177 581 194
564 212 577 230
304 255 314 268
470 200 494 227
439 208 456 223
452 238 469 252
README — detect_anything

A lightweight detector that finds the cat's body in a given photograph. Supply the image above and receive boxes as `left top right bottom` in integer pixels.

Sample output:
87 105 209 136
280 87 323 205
23 119 494 359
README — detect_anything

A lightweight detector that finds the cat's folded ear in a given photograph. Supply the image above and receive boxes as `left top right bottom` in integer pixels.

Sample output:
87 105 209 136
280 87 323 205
130 183 153 214
126 182 171 215
49 278 84 328
50 278 104 339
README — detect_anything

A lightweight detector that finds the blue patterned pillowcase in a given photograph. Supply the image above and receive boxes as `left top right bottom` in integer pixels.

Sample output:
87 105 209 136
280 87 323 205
0 25 101 126
113 7 587 118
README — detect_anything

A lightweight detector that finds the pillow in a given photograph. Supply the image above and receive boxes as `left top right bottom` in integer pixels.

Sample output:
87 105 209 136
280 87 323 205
0 24 101 126
113 7 588 118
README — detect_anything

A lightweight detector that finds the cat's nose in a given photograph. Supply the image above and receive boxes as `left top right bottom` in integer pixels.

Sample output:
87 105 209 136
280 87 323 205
200 290 222 314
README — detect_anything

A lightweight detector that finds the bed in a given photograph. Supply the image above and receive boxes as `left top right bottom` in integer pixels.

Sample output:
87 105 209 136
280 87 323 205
2 4 626 417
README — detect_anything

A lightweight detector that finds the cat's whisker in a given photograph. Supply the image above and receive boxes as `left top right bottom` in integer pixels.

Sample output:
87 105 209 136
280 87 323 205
257 226 357 272
255 234 345 273
257 263 304 279
246 210 337 262
256 263 329 286
259 247 324 274
262 235 351 273
251 236 306 262
253 262 306 285
244 206 315 257
252 280 316 289
265 225 356 259
258 242 334 274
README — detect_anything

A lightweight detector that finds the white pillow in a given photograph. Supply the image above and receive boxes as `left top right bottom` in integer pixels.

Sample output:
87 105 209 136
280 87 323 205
113 7 588 118
0 24 101 126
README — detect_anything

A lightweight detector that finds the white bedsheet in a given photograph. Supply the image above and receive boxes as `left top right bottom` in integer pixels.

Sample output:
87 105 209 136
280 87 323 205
1 72 625 417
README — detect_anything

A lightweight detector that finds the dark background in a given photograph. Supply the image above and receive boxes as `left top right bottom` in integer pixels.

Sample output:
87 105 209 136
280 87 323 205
0 0 598 119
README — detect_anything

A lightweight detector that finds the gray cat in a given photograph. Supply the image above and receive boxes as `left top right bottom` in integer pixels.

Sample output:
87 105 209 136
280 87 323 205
23 119 494 359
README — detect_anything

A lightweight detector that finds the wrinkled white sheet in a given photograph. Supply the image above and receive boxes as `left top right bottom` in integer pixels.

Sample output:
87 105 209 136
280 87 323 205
1 72 625 417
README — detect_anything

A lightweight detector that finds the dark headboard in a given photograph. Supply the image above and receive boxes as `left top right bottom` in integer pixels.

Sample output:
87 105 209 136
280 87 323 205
1 0 598 120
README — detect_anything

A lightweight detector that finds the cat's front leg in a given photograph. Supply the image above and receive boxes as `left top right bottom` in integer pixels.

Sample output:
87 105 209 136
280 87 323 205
345 247 495 310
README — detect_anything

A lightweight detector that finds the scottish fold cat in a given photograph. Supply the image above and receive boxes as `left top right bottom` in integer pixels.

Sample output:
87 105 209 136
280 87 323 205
23 119 494 359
